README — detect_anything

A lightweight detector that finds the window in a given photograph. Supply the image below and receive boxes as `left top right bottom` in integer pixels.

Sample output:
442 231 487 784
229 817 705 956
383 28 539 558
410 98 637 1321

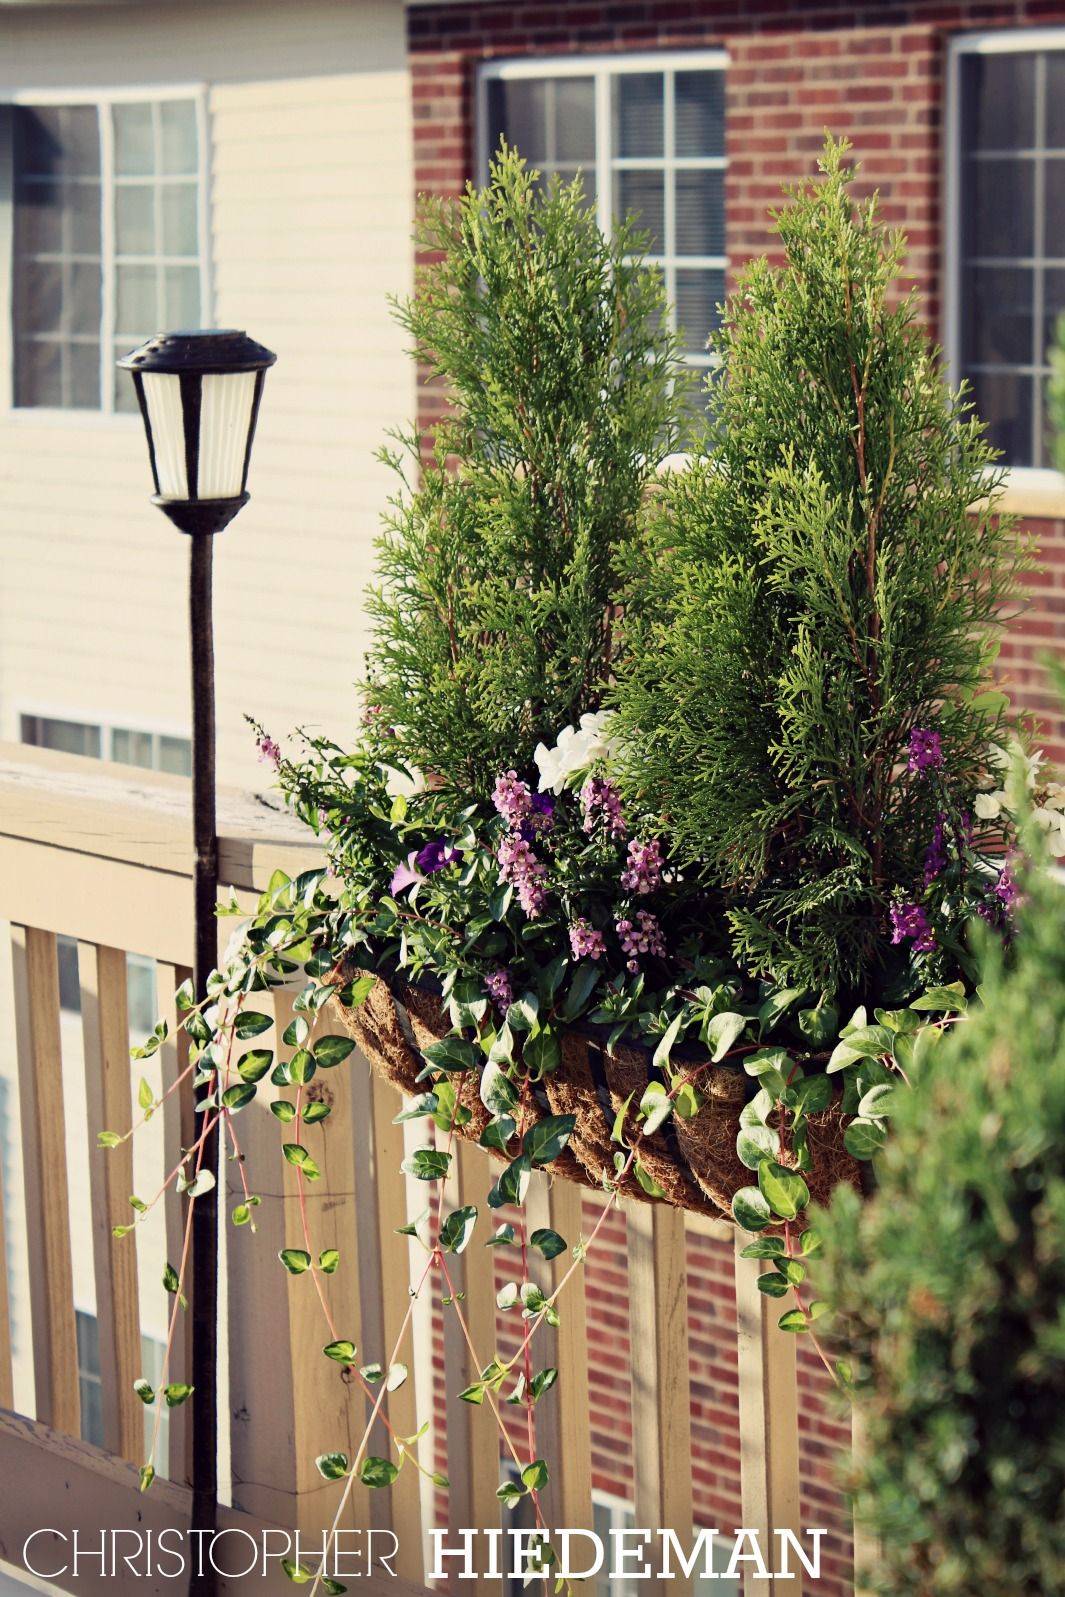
951 33 1065 469
11 96 204 412
21 712 191 775
76 1309 168 1459
481 55 727 407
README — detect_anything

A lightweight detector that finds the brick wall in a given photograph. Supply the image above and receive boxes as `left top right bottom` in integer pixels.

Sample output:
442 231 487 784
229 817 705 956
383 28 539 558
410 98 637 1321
407 4 1065 1589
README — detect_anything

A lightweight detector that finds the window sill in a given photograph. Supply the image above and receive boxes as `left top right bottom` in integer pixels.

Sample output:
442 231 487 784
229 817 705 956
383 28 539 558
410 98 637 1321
991 468 1065 522
0 407 141 430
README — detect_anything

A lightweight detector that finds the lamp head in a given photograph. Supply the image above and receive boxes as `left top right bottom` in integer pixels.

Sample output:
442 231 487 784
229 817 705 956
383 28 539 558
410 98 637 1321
118 329 276 536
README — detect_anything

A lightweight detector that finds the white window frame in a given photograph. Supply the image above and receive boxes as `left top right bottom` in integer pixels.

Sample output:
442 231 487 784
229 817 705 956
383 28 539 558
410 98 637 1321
476 50 728 381
946 27 1065 510
16 702 192 770
3 82 211 423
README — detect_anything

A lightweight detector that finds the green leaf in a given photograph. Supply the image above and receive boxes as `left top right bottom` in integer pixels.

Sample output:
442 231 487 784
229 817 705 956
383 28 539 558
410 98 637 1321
524 1025 561 1077
303 1099 331 1124
757 1160 810 1220
844 1118 887 1160
133 1378 154 1405
162 1263 180 1293
732 1185 772 1231
237 1049 273 1083
611 1091 634 1145
403 1147 452 1182
634 1158 666 1199
530 1228 566 1260
497 1480 526 1508
740 1236 786 1259
758 988 804 1035
530 1367 558 1401
319 1248 340 1274
164 1383 194 1408
271 1099 297 1124
279 1249 311 1275
652 1012 686 1071
757 1271 790 1297
283 1143 321 1181
175 978 195 1012
480 1060 519 1118
287 1048 315 1085
506 991 540 1032
522 1114 576 1166
323 1339 357 1363
315 1035 356 1069
777 1309 808 1333
232 1204 252 1227
138 1077 154 1111
737 1124 779 1170
97 1130 122 1149
559 962 601 1022
793 1074 833 1116
283 1015 309 1048
222 1082 256 1112
480 1114 516 1153
486 1224 516 1247
440 1205 478 1255
910 983 967 1013
639 1081 673 1135
316 1451 349 1481
359 1456 399 1488
234 1011 272 1040
489 1154 531 1209
706 1010 747 1061
743 1046 790 1078
521 1459 549 1492
139 1465 155 1493
421 1036 479 1073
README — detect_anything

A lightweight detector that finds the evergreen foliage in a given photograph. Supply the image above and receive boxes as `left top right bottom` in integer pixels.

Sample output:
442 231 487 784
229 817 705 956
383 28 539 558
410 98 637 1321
611 138 1025 994
817 852 1065 1595
364 146 681 792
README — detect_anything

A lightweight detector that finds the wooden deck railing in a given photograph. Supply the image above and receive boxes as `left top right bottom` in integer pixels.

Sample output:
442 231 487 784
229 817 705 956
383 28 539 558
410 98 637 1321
0 743 870 1596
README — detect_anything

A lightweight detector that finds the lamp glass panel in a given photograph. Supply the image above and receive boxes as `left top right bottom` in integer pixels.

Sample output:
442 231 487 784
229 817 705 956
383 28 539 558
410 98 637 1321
141 371 188 499
197 371 257 498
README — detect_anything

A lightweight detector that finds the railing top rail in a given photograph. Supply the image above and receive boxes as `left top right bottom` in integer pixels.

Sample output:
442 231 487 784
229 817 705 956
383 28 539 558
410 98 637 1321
0 741 320 892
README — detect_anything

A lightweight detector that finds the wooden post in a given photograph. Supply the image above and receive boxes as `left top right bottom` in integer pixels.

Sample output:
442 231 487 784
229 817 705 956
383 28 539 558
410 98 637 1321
734 1233 804 1596
628 1201 694 1592
79 941 142 1464
11 925 80 1438
851 1406 881 1597
0 1102 13 1411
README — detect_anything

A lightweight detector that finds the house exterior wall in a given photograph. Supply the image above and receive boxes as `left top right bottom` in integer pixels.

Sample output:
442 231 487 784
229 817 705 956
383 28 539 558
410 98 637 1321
0 0 415 790
407 3 1065 1588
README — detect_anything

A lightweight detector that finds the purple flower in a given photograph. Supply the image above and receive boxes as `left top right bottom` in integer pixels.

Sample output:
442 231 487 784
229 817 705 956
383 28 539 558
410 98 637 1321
889 900 935 954
908 727 944 776
621 837 664 896
569 918 607 961
616 910 667 973
497 832 548 918
923 813 948 886
414 837 463 875
492 770 533 828
484 968 514 1011
390 852 422 894
580 776 627 840
257 734 281 769
994 862 1020 910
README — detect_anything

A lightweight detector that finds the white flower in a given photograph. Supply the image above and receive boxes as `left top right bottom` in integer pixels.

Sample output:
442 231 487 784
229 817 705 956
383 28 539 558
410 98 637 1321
382 763 426 800
221 924 250 970
1033 804 1065 857
987 739 1044 792
974 790 1004 821
534 711 620 794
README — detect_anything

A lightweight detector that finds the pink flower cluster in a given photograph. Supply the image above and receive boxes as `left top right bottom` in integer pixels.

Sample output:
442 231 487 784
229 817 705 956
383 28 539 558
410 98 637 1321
257 734 281 769
621 837 663 895
569 918 607 961
484 968 514 1011
492 769 533 828
497 832 548 918
615 910 666 973
580 776 627 839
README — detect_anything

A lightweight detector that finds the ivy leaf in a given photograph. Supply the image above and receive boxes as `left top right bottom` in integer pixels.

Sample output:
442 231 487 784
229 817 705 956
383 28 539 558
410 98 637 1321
505 992 540 1032
732 1185 773 1231
706 1010 747 1061
359 1456 399 1488
740 1236 786 1259
283 1144 321 1181
777 1309 809 1333
844 1118 887 1160
133 1378 155 1405
488 1155 531 1209
480 1115 516 1153
486 1224 516 1247
234 1011 272 1040
283 1016 309 1048
139 1465 155 1493
652 1012 685 1071
522 1114 575 1166
639 1082 673 1135
315 1035 356 1069
529 1228 566 1260
910 983 967 1013
279 1249 311 1275
736 1124 779 1170
634 1158 666 1199
162 1263 181 1294
524 1026 561 1077
271 1099 297 1124
164 1383 194 1407
421 1036 479 1073
521 1459 549 1492
319 1249 340 1275
530 1367 558 1401
323 1339 357 1363
221 1082 256 1112
757 1271 790 1298
559 962 601 1022
440 1205 478 1255
303 1100 331 1124
237 1049 273 1083
403 1148 452 1183
757 1160 810 1220
480 1060 519 1117
288 1048 316 1085
315 1452 349 1481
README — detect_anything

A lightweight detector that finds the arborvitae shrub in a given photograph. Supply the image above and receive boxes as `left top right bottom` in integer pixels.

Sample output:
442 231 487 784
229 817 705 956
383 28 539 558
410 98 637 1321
612 138 1025 994
816 853 1065 1595
364 146 681 792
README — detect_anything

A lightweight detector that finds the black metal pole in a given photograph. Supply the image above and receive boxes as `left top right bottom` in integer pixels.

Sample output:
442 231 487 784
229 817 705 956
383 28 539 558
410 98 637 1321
189 530 219 1594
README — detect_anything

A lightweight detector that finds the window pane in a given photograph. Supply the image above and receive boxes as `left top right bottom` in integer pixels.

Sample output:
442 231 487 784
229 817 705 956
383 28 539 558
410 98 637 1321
553 78 595 162
1044 158 1065 256
486 79 550 164
964 157 1034 259
967 369 1032 464
15 105 100 179
164 264 201 327
676 267 725 357
116 183 156 255
114 342 141 412
113 102 155 176
15 260 63 334
161 183 198 256
615 169 664 253
14 181 63 255
15 339 62 407
111 727 155 768
116 263 158 335
1043 269 1065 361
21 714 102 757
614 72 663 159
67 179 103 255
67 341 101 408
69 261 102 336
1046 54 1065 151
160 100 198 174
159 735 193 776
963 265 1034 367
963 52 1036 151
675 70 724 158
676 169 725 256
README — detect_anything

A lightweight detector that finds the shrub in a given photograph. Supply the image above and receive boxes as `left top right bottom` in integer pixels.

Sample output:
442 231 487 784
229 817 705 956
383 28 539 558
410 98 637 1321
364 145 681 793
611 138 1026 994
816 852 1065 1595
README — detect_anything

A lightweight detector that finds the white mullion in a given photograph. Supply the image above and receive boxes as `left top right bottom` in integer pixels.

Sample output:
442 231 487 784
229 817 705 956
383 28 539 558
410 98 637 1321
99 101 116 412
153 101 165 335
1033 53 1048 464
664 69 677 333
595 67 612 241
